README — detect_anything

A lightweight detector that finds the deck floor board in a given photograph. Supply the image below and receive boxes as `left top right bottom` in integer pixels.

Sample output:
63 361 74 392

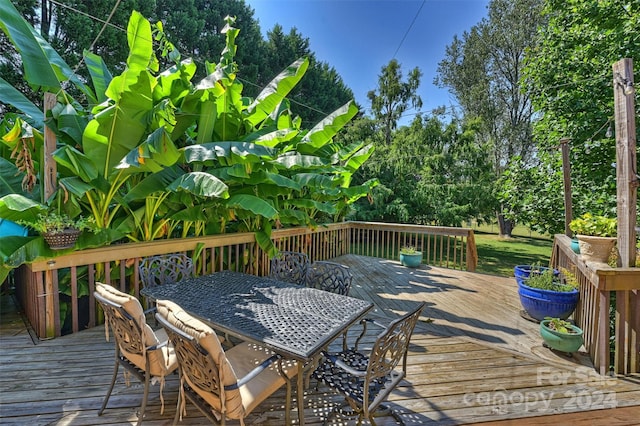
1 254 638 425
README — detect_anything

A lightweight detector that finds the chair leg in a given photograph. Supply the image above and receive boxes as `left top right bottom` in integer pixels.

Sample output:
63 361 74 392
136 369 151 426
99 351 120 415
284 377 292 425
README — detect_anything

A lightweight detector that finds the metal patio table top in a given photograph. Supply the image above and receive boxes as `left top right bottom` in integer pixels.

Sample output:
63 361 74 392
141 270 374 361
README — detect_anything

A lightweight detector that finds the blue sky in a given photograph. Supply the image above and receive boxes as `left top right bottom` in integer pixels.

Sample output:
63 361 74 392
247 0 490 121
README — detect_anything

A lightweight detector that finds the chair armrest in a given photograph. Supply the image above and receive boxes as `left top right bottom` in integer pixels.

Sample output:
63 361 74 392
225 354 282 390
324 353 366 377
351 317 388 350
143 306 157 316
146 340 170 351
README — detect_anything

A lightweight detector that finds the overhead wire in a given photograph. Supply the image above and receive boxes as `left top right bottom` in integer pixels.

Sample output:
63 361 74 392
392 0 426 59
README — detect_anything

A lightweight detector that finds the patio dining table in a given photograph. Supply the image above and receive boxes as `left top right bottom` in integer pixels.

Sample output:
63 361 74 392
141 270 373 425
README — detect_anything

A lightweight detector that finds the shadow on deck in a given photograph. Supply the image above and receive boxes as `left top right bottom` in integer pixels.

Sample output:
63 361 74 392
1 254 638 425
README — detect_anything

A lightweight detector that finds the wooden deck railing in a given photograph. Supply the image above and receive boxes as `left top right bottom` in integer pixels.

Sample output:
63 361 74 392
550 234 640 375
348 221 477 272
12 221 476 340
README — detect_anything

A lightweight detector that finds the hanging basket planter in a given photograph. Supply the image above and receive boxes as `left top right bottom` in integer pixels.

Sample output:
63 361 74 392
43 228 82 250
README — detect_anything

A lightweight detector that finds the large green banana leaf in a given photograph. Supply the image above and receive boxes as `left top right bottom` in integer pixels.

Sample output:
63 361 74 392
226 194 278 219
0 158 29 198
242 128 299 148
167 172 229 198
182 142 275 165
297 101 359 152
53 146 99 183
83 71 153 177
48 103 88 145
0 194 47 223
0 78 44 130
245 58 309 127
84 50 112 105
117 128 181 173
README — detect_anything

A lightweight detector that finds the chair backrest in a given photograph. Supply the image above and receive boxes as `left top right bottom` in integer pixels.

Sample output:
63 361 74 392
155 299 245 419
94 283 171 375
269 251 309 285
367 302 425 381
139 253 194 288
306 261 353 295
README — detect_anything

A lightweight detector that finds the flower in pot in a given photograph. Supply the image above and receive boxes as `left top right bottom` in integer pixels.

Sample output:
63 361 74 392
540 317 584 353
517 267 579 321
22 213 94 250
399 246 422 268
569 213 617 263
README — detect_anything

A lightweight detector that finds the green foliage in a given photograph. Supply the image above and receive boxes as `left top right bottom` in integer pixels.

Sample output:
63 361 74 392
524 268 575 292
543 317 578 334
20 213 94 234
0 8 374 282
367 59 422 145
399 246 420 254
514 0 640 232
436 0 543 176
569 213 617 237
351 114 496 226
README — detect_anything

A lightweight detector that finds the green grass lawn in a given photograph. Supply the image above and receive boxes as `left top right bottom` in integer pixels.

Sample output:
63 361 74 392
474 231 554 278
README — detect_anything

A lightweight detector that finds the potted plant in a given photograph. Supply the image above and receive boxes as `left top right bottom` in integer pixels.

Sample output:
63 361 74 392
399 246 422 268
21 212 94 250
569 213 617 263
517 267 579 322
540 317 584 353
513 264 557 286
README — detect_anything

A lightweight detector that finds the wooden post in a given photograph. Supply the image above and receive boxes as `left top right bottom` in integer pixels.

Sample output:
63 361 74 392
43 92 58 202
560 138 572 237
43 92 59 338
613 59 637 268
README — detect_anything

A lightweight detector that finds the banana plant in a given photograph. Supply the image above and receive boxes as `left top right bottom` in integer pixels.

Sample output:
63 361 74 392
0 7 376 281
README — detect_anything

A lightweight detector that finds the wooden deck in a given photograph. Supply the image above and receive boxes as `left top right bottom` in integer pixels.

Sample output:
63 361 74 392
1 254 639 425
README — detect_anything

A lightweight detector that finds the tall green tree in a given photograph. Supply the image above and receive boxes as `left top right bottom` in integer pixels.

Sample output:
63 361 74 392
367 59 423 145
351 114 494 226
504 0 640 235
435 0 544 235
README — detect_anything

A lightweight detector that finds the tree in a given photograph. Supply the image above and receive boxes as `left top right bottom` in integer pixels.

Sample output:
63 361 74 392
367 59 422 145
435 0 544 235
350 114 494 226
0 0 38 112
506 0 640 235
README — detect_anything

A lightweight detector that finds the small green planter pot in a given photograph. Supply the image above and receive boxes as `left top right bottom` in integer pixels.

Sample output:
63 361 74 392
539 320 584 353
399 252 422 268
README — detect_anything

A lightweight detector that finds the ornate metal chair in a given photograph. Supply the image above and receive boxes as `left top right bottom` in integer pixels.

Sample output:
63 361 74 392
269 250 309 285
312 302 426 425
306 260 353 296
155 299 298 425
139 253 194 315
94 282 178 425
138 253 194 288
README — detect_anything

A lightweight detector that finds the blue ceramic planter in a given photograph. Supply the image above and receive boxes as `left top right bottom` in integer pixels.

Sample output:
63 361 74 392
570 239 580 254
517 281 579 321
